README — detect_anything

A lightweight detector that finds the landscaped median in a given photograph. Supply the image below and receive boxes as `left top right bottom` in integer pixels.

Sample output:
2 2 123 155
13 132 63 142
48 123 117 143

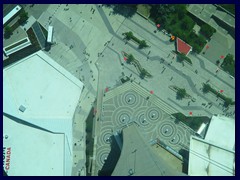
169 85 196 101
202 83 234 107
176 52 192 65
172 113 210 132
122 31 149 49
122 51 152 79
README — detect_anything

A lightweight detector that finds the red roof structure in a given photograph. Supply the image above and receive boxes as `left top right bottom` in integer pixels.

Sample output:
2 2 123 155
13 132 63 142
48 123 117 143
176 37 192 56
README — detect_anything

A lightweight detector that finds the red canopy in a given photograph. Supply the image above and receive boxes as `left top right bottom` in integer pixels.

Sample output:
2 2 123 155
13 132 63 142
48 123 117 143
176 38 192 55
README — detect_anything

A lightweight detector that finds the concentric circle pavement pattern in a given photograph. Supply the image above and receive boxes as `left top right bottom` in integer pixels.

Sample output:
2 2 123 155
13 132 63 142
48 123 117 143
96 83 196 172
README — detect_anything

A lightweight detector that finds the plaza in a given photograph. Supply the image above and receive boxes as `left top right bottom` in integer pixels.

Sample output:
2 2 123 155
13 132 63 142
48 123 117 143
4 4 235 176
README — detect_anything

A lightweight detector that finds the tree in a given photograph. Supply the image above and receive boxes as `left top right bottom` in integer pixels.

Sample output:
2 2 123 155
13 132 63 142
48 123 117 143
138 40 148 49
127 54 134 64
111 4 137 18
4 26 13 39
216 60 220 65
224 98 233 107
177 53 186 62
140 68 148 79
175 4 187 19
150 4 176 26
18 10 29 24
176 88 187 99
181 16 195 31
124 31 133 41
200 24 216 39
222 54 234 66
202 83 211 93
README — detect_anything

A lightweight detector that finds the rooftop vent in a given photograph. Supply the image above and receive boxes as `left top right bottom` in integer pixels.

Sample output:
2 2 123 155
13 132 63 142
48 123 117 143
19 105 26 112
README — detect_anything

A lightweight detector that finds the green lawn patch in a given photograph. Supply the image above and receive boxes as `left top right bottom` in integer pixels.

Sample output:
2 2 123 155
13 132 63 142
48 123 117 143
176 52 192 64
172 113 210 132
137 4 151 18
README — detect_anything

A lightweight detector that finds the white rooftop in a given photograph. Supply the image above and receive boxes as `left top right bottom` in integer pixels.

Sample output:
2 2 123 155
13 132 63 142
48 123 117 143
3 115 65 176
188 136 235 176
205 115 235 150
3 50 84 175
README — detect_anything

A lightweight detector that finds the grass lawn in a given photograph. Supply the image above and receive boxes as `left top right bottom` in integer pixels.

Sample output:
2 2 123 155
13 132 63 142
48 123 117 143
137 4 151 17
172 113 210 132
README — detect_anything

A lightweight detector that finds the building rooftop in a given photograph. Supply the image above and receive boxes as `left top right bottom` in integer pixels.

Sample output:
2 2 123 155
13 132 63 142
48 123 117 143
188 136 235 176
205 115 235 150
3 115 65 176
112 124 186 176
3 50 84 175
176 37 192 56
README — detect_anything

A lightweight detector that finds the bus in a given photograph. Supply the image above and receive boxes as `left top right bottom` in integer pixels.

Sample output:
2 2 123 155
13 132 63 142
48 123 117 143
47 26 53 43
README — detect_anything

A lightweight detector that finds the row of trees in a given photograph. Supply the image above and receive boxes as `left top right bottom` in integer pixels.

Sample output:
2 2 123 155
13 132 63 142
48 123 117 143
202 83 233 107
123 31 149 49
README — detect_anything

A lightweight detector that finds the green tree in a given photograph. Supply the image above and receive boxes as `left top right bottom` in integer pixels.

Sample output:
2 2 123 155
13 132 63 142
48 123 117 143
175 4 187 19
222 54 234 66
200 24 216 39
177 53 186 62
4 26 13 38
18 10 29 24
202 83 211 93
140 68 148 79
176 88 187 99
111 4 137 18
150 4 176 26
181 16 195 31
127 54 134 64
138 40 148 49
224 98 233 107
124 31 133 41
